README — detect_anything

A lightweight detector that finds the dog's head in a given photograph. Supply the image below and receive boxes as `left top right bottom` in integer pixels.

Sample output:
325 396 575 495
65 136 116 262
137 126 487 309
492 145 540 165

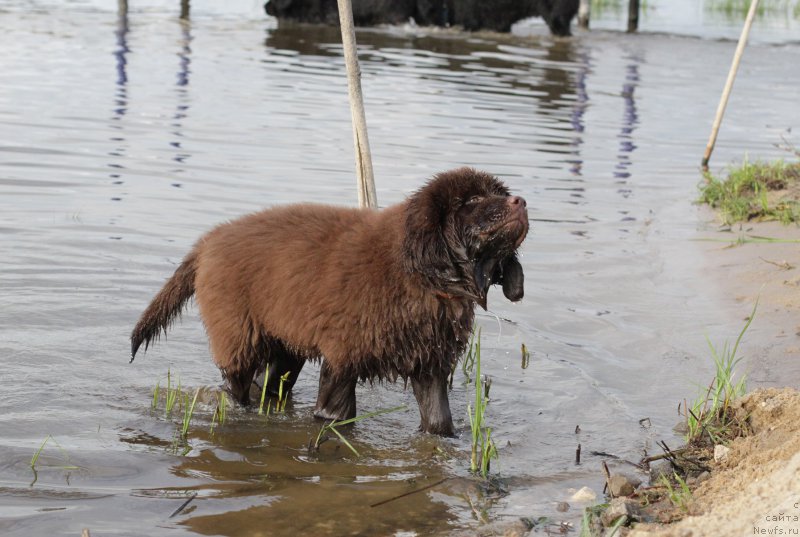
403 167 529 309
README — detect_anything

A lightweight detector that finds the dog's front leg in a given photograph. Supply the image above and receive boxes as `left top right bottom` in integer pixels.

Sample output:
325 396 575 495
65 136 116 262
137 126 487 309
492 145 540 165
314 361 357 421
411 374 455 436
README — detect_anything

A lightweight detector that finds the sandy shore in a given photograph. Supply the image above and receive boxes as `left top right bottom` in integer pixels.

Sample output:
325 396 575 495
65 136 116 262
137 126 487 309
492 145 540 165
630 219 800 536
696 220 800 387
630 388 800 537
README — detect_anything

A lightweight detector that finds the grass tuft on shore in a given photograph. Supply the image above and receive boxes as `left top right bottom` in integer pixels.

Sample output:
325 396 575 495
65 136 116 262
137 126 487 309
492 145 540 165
699 159 800 225
682 300 756 446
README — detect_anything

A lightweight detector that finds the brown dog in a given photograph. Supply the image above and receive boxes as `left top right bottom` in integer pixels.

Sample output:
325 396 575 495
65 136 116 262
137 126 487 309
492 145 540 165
131 167 528 436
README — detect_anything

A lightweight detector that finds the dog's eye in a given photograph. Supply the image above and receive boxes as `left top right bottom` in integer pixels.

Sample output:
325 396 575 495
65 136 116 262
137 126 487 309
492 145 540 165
466 195 483 205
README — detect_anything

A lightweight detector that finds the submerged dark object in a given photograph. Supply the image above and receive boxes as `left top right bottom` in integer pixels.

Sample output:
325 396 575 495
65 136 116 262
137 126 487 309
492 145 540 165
264 0 579 36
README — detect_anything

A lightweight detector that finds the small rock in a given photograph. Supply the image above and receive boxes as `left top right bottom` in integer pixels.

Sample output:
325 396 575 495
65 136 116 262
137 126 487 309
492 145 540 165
649 459 674 484
608 473 641 497
500 519 533 537
696 471 711 483
714 444 731 463
600 497 642 526
571 486 597 502
672 420 689 435
556 501 570 512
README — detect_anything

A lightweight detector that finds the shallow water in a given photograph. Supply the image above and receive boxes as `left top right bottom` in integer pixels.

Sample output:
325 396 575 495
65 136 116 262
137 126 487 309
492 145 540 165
1 1 798 535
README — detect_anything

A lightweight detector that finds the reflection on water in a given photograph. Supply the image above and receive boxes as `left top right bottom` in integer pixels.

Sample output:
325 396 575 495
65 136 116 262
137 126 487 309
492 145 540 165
110 0 129 209
0 2 799 536
171 18 193 175
119 404 468 535
112 0 193 199
614 54 639 183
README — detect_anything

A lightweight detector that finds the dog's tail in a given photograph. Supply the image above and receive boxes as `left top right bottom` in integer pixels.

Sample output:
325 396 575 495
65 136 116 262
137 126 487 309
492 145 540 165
130 248 199 363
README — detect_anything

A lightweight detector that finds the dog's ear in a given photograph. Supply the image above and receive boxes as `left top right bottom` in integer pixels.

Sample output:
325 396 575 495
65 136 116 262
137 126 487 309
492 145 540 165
403 184 463 285
492 254 524 302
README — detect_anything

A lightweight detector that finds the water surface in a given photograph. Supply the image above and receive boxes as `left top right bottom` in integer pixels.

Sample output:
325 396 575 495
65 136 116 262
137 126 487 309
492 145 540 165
1 1 798 535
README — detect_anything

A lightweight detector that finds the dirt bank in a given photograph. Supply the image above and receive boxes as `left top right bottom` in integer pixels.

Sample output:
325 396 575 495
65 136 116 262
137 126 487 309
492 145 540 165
630 388 800 537
628 216 800 536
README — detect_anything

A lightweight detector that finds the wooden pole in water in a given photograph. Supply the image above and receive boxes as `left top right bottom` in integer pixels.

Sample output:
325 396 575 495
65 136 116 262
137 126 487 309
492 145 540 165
701 0 760 170
627 0 640 32
337 0 378 209
578 0 590 29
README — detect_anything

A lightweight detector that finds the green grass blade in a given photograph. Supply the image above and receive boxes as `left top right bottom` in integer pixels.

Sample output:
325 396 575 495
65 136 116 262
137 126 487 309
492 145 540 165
314 419 333 450
327 424 360 457
152 380 160 411
729 296 758 365
258 367 270 415
312 406 407 454
607 515 628 536
579 508 592 537
181 387 200 439
30 435 51 468
218 391 227 424
31 436 80 471
277 371 291 412
325 405 407 427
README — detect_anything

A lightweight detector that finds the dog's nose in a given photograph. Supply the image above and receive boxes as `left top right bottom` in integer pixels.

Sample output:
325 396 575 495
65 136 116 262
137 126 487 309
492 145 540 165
508 196 526 208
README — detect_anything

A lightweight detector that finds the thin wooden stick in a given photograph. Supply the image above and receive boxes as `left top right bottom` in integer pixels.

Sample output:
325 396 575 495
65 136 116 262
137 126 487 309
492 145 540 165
701 0 761 170
601 461 612 497
578 0 590 29
641 448 688 464
169 492 198 518
336 0 378 209
627 0 639 32
370 478 448 507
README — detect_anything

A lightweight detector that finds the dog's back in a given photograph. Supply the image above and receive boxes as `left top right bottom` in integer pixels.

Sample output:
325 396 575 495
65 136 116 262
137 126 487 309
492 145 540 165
193 203 443 376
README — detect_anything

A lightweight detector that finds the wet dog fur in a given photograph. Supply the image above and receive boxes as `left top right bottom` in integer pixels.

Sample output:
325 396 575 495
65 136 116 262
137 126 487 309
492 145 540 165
130 167 528 436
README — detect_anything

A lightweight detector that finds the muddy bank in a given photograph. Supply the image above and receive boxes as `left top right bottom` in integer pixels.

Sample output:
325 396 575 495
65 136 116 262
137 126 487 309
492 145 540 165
605 214 800 536
630 387 800 537
569 210 800 537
